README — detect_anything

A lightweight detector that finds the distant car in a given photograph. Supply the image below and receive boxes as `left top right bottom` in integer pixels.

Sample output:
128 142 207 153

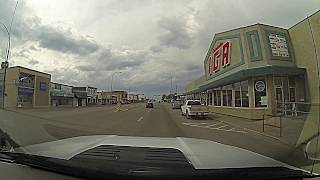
146 102 154 108
172 100 182 109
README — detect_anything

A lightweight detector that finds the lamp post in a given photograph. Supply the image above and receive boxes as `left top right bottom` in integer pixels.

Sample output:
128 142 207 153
110 72 122 92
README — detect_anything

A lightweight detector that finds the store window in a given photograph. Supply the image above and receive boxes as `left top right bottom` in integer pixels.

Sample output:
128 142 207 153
241 81 249 107
207 90 213 105
234 81 248 107
254 79 267 107
213 88 221 106
222 84 232 106
235 82 241 107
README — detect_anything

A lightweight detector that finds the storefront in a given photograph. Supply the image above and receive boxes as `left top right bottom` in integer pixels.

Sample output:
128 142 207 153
185 18 318 119
0 66 51 108
72 87 87 107
50 82 76 107
101 91 128 104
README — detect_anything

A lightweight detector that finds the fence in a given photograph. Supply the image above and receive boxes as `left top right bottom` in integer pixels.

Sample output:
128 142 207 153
262 114 282 137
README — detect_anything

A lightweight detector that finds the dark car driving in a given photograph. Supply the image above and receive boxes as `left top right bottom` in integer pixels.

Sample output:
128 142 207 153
146 102 154 108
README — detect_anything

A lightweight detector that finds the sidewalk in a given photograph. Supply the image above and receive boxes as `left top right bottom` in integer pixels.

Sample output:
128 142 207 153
209 113 307 147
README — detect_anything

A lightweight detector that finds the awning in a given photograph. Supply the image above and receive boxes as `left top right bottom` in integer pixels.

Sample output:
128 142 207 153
186 65 306 94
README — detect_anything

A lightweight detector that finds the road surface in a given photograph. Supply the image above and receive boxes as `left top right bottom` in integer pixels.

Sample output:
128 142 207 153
0 102 312 169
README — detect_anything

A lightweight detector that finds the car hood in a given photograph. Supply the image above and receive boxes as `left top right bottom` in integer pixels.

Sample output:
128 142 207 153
15 135 297 170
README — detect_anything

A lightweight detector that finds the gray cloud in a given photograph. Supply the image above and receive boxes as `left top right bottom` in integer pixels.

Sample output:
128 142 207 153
37 26 99 56
157 16 194 49
28 59 39 65
1 0 320 96
77 48 148 71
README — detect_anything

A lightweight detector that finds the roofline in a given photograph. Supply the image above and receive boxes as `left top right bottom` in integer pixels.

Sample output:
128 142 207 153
214 23 287 36
289 10 320 30
9 66 51 76
87 86 97 89
51 82 73 88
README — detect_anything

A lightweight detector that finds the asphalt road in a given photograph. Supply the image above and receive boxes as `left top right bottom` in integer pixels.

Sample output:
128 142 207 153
0 102 313 169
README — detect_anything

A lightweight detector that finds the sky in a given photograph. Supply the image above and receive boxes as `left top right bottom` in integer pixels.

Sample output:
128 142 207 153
0 0 319 97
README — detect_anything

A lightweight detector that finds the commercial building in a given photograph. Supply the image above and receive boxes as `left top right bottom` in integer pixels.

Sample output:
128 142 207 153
72 87 87 107
87 86 97 105
96 91 103 105
72 86 97 106
185 11 319 119
101 91 128 104
0 66 51 108
50 82 76 107
128 94 138 103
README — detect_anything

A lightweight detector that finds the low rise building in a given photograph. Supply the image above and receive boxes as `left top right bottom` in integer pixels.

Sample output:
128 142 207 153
101 91 128 104
50 82 76 107
97 91 103 105
87 86 97 105
128 94 138 102
185 11 319 120
72 87 87 107
0 66 51 108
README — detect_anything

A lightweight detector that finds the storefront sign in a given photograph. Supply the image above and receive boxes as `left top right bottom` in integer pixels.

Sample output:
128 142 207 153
18 87 34 94
268 33 289 57
255 80 266 92
208 41 231 75
40 81 47 91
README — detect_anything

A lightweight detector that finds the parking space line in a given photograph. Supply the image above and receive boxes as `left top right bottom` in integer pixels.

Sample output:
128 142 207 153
215 125 229 129
203 122 223 128
182 121 247 133
137 117 143 122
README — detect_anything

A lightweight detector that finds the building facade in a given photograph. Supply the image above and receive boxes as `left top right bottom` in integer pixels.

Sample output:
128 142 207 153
128 94 138 102
185 11 319 120
0 66 51 108
72 87 87 107
50 82 76 107
86 86 98 105
101 91 128 104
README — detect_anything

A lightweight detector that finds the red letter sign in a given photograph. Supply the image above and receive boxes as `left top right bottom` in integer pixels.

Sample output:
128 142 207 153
213 49 220 72
221 41 231 67
207 56 211 74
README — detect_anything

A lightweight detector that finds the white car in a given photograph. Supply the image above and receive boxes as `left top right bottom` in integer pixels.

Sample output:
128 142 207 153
181 100 209 119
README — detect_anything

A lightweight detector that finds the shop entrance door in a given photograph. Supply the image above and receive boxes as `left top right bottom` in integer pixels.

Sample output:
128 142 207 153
274 76 295 115
275 87 283 114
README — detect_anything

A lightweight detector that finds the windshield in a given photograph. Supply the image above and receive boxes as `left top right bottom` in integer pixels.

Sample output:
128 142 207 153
0 0 320 179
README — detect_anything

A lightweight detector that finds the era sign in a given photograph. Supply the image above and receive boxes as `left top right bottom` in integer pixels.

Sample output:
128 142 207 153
207 41 231 75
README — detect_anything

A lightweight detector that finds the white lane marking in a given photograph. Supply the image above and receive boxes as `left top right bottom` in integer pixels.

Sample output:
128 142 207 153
137 117 143 122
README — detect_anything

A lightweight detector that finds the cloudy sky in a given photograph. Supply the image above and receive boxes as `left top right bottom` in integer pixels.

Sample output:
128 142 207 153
0 0 319 97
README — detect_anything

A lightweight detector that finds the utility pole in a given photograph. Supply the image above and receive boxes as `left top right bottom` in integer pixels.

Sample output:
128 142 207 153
1 1 18 109
170 75 173 94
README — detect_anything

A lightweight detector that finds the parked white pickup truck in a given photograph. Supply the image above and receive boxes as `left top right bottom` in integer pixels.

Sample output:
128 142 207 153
181 100 209 119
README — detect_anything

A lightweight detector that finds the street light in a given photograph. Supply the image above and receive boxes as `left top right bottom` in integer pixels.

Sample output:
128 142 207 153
110 72 122 92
